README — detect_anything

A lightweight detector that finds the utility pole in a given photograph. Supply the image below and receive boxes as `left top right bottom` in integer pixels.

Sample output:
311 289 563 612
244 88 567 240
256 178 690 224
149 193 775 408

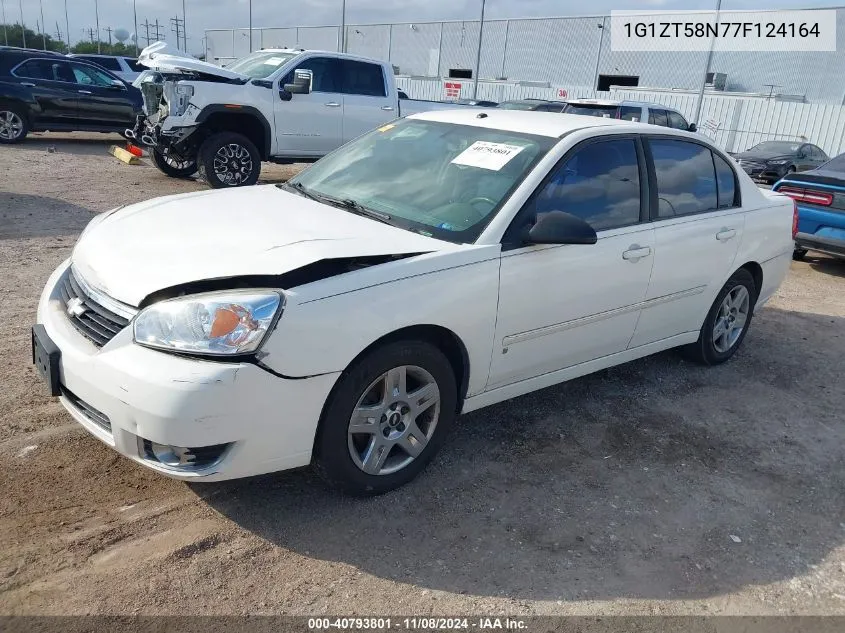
170 16 184 50
694 0 722 127
105 25 113 47
18 0 25 48
38 0 46 49
133 0 139 55
1 0 7 47
182 0 186 49
141 19 151 46
340 0 346 52
155 19 164 42
248 0 252 53
94 0 100 53
471 0 486 99
55 21 62 46
64 0 71 53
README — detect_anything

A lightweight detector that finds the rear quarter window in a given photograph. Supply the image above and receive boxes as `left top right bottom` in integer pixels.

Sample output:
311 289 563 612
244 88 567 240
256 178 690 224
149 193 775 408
650 138 718 217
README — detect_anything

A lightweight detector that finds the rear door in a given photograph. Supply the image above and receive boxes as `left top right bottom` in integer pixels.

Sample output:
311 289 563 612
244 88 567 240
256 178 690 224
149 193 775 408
340 59 395 143
274 55 344 157
629 137 744 347
10 58 78 125
69 62 135 127
489 135 655 388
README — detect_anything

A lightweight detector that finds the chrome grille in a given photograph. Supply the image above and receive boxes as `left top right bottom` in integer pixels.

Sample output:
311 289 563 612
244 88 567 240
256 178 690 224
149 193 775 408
62 387 112 434
59 268 132 347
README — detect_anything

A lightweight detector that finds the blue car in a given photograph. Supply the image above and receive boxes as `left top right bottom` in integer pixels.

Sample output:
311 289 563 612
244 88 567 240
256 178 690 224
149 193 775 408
774 153 845 260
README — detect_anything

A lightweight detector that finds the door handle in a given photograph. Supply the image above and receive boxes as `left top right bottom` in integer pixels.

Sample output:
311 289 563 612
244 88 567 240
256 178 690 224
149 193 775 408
20 82 36 87
381 105 394 111
78 90 93 95
324 102 341 107
622 245 652 261
716 228 737 242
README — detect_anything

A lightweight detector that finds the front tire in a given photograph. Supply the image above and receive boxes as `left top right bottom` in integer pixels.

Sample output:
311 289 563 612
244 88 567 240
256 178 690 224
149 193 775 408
314 341 458 496
0 104 28 144
682 268 757 365
197 132 261 188
151 149 197 178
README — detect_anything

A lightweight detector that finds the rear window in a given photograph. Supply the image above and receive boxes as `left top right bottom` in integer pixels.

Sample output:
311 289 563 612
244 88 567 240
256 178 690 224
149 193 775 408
124 58 143 72
564 104 619 118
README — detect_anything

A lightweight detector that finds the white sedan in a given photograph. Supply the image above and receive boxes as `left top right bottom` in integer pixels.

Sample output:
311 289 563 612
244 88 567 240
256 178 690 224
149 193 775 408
33 110 795 495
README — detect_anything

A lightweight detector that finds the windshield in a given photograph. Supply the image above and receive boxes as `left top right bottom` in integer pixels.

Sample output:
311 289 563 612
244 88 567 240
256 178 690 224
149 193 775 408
564 104 620 118
288 119 555 243
226 51 298 78
749 141 801 154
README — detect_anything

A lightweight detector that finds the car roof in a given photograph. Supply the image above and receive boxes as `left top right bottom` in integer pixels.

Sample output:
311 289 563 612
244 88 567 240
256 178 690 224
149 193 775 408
0 46 63 56
68 53 134 59
566 98 681 110
409 108 662 138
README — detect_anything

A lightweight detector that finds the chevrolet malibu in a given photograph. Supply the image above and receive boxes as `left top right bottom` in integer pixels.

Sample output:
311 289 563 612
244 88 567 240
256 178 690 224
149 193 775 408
33 110 796 495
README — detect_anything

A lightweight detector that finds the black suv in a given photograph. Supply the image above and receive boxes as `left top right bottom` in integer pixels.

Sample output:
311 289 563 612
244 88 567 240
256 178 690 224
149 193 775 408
0 48 143 143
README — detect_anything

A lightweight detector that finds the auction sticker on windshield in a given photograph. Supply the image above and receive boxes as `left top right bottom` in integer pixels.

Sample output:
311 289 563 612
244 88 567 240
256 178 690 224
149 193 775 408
452 141 524 171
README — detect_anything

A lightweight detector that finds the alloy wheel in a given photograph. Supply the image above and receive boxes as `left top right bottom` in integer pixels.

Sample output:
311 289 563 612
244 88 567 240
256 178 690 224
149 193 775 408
0 111 24 141
212 143 254 186
347 365 441 476
712 285 750 353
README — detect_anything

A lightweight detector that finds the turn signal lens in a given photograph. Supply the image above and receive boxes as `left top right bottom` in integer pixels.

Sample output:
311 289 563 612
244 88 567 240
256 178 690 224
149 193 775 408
792 201 799 240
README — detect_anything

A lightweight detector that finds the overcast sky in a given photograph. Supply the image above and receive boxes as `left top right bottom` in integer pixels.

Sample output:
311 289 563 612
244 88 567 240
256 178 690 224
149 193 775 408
6 0 843 54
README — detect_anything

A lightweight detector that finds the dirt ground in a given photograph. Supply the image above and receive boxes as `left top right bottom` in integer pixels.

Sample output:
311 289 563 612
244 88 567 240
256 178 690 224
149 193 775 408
0 133 844 617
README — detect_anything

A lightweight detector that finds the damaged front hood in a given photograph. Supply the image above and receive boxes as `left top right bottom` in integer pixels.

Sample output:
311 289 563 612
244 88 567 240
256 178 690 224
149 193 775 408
72 186 453 306
138 41 248 81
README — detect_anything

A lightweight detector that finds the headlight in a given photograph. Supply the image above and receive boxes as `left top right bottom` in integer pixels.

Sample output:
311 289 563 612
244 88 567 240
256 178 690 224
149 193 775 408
133 290 283 356
768 159 790 165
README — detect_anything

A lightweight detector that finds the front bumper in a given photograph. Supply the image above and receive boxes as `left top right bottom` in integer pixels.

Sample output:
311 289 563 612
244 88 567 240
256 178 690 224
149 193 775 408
739 163 788 182
36 261 340 481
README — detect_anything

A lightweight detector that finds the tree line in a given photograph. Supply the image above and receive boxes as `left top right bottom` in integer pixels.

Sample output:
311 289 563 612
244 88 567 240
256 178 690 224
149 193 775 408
1 23 141 55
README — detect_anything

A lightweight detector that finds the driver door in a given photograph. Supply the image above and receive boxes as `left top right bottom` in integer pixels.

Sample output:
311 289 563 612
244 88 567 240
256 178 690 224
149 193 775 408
487 136 655 389
274 56 344 157
69 62 135 126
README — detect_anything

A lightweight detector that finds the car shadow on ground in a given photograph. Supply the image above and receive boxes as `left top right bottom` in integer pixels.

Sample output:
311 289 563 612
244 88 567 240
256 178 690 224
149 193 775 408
807 254 845 278
0 192 95 240
196 306 845 602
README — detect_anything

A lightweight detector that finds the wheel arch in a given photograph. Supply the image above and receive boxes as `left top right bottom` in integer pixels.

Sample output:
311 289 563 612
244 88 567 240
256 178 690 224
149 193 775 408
195 105 271 159
736 260 763 300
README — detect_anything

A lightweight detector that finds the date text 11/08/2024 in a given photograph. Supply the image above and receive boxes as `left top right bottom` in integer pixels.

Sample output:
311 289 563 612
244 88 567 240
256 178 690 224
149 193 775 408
308 617 528 630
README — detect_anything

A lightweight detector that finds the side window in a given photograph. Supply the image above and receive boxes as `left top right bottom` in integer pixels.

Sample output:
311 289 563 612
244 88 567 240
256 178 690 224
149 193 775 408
81 56 121 71
15 59 75 82
125 59 144 73
648 109 669 127
650 138 718 217
341 60 387 97
713 153 738 209
813 146 827 160
667 111 689 130
619 105 642 122
534 138 641 231
281 56 340 93
71 64 115 87
534 103 563 113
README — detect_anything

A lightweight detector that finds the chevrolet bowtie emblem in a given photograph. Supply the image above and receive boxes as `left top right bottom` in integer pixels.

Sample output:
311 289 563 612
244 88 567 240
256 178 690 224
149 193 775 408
66 297 87 317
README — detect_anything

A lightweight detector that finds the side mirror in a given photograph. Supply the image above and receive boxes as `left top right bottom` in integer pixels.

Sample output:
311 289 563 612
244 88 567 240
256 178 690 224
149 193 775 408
108 80 126 90
688 123 697 133
524 211 598 245
283 69 312 95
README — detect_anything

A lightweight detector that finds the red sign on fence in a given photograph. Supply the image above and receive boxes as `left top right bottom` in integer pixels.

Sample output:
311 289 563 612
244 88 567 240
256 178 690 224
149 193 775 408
557 88 568 99
444 81 462 99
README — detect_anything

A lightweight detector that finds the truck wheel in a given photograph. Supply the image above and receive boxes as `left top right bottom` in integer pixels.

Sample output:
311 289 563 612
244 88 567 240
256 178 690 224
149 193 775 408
682 268 756 366
0 104 28 144
197 132 261 188
314 340 458 496
151 149 197 178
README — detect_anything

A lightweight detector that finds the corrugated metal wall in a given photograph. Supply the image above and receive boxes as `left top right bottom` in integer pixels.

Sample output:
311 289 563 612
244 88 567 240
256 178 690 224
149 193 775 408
393 76 845 156
206 8 845 103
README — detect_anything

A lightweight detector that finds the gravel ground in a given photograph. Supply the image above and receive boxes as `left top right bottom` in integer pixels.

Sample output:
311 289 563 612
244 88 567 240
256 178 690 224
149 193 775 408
1 133 844 616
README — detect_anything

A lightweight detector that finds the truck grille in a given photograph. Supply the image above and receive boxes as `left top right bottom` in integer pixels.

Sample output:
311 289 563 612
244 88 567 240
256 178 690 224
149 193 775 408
59 268 133 347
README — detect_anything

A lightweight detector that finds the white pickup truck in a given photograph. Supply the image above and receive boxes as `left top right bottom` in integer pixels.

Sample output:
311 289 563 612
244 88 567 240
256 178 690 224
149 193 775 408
129 43 467 187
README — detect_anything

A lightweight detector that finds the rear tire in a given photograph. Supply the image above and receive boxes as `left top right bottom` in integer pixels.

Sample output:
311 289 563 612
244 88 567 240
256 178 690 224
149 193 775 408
151 149 197 178
197 132 261 188
0 104 28 144
682 268 757 366
314 340 458 496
